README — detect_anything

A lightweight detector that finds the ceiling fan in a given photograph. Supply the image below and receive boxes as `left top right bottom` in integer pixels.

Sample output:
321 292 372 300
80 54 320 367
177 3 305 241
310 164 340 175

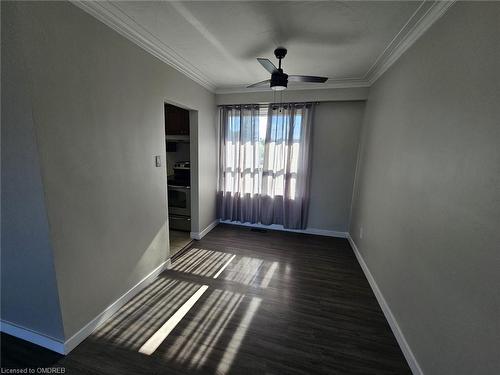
247 47 328 91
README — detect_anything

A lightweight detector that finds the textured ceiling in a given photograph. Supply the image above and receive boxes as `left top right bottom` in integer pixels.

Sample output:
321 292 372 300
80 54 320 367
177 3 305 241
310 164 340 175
107 1 425 91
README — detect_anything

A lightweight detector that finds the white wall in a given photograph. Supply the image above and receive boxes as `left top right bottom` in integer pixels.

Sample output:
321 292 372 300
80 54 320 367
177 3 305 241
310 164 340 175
308 101 365 232
1 4 65 339
350 3 500 374
216 87 368 105
2 1 217 339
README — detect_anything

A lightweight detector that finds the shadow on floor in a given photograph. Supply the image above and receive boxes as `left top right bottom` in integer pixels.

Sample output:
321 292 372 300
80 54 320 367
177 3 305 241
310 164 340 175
1 225 411 375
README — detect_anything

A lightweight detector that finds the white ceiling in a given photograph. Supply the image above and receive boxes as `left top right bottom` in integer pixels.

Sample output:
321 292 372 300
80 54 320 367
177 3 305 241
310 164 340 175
76 1 455 92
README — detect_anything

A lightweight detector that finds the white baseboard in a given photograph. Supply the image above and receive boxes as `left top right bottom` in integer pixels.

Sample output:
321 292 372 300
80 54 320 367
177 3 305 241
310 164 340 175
191 219 219 240
347 234 423 375
2 259 172 354
220 220 348 239
299 227 348 238
0 320 65 354
64 258 171 353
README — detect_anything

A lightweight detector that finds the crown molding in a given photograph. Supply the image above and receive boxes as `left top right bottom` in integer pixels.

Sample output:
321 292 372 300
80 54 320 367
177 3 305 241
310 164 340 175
71 0 456 94
70 0 217 92
215 79 370 95
365 0 457 84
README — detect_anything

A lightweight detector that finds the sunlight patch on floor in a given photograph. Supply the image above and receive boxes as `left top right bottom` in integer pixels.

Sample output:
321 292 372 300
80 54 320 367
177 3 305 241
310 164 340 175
171 248 235 277
138 249 236 356
126 246 276 373
94 277 176 338
216 297 262 374
221 256 264 285
139 285 209 355
260 261 279 288
164 289 244 368
213 254 236 279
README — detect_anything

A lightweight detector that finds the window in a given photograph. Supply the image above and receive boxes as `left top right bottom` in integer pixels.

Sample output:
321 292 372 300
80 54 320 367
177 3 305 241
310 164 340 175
218 103 314 229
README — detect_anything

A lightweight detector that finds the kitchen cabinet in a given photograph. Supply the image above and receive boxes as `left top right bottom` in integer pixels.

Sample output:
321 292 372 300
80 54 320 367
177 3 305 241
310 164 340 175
165 103 189 135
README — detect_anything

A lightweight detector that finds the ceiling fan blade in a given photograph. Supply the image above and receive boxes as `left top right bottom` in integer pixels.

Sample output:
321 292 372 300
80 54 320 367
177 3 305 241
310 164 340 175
257 58 278 74
247 79 271 88
288 75 328 83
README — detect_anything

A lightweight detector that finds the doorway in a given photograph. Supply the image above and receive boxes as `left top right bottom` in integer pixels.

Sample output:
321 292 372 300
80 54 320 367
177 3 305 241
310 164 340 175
165 103 193 257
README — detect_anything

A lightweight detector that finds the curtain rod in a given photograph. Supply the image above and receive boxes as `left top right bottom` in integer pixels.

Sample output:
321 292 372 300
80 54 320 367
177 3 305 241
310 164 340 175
218 101 320 107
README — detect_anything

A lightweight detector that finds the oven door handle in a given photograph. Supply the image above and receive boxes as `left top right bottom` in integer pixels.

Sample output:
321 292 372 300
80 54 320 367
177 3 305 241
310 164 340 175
169 216 191 221
168 185 191 189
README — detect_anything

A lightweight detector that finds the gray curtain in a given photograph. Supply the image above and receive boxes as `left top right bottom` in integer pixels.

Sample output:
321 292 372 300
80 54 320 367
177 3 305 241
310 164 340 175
217 105 262 223
218 103 314 229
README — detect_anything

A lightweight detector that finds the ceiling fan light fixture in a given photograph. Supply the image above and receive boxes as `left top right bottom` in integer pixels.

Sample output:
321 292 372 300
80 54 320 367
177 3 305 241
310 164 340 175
271 85 286 91
270 71 288 91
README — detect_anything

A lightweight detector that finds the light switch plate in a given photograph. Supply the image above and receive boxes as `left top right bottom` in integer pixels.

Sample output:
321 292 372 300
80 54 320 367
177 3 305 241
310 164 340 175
155 155 161 167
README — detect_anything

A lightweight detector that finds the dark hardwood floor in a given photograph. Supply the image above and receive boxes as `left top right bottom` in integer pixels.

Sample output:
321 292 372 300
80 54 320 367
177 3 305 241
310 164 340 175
1 224 411 374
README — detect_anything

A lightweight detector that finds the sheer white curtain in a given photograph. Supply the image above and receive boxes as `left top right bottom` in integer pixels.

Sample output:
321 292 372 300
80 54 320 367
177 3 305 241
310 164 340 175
261 103 314 229
218 103 314 229
217 105 262 223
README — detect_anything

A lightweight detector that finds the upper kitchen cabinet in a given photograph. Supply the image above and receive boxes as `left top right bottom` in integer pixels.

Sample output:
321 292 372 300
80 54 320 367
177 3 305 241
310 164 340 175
165 103 190 135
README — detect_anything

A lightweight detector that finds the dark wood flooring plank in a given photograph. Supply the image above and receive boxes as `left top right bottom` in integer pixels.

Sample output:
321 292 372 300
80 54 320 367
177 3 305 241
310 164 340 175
1 224 411 374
